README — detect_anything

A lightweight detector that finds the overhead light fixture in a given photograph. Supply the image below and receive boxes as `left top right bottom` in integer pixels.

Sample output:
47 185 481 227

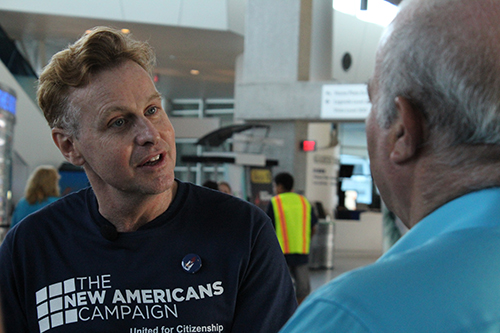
86 28 130 35
190 69 200 75
333 0 398 27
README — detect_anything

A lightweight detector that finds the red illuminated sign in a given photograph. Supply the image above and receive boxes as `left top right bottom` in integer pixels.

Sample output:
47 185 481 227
301 140 316 151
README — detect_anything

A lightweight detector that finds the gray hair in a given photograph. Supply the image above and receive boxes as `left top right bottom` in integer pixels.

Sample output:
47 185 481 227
375 0 500 149
56 94 81 138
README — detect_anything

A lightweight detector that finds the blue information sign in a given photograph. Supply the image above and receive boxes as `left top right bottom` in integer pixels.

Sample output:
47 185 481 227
0 88 16 115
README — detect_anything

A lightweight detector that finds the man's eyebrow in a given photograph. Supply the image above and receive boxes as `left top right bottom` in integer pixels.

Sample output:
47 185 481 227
102 92 163 115
149 92 162 102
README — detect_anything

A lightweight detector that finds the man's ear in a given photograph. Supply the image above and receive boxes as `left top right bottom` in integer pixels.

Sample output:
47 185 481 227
390 96 424 164
52 128 85 166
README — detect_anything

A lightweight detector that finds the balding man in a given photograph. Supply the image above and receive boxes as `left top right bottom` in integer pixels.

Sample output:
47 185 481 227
280 0 500 331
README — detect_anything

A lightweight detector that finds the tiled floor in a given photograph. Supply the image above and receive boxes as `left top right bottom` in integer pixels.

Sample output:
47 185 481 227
310 251 381 292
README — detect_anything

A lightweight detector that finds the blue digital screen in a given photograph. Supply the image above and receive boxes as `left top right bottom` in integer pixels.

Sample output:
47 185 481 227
0 89 16 115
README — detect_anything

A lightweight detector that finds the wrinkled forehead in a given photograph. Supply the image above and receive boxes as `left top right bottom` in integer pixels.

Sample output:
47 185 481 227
66 61 137 107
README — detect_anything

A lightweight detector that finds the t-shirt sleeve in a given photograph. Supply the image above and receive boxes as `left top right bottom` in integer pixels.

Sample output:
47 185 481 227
229 215 297 332
0 233 31 332
279 298 371 333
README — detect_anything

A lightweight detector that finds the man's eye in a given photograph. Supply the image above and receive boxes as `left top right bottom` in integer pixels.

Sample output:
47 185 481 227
111 119 126 127
146 106 158 115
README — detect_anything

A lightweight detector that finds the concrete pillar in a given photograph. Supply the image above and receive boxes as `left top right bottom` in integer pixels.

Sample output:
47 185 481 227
235 0 333 192
241 0 312 83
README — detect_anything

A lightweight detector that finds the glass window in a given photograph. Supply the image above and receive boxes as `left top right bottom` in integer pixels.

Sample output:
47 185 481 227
171 98 235 185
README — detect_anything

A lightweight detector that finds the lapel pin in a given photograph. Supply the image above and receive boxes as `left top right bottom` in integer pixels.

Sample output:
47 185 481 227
182 254 202 274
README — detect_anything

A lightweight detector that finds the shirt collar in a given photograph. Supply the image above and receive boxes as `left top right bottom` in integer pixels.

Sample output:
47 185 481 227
380 187 500 261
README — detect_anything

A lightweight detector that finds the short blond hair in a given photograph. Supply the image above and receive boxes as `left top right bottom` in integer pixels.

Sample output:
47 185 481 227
37 26 156 137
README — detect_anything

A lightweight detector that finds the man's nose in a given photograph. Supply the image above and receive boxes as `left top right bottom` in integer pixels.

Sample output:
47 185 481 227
135 118 160 145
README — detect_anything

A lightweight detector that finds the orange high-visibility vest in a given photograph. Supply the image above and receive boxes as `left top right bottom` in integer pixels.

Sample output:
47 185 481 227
271 192 312 255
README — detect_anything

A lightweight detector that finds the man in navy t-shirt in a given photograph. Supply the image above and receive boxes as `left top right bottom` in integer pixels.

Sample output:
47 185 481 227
0 26 297 333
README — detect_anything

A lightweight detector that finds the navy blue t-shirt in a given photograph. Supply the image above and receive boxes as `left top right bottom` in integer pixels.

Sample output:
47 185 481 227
0 180 297 332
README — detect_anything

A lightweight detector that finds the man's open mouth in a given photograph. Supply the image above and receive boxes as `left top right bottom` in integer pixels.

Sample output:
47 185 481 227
142 154 162 166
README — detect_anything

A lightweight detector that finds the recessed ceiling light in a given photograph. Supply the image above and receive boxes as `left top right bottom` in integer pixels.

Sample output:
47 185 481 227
190 69 200 75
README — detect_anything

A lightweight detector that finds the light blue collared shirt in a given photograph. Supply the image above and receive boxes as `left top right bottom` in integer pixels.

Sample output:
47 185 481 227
280 188 500 333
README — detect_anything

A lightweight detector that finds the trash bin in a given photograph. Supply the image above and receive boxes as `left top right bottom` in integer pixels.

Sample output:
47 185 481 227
309 220 335 269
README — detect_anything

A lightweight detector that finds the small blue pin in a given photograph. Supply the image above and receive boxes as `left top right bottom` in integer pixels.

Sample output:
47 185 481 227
181 254 202 274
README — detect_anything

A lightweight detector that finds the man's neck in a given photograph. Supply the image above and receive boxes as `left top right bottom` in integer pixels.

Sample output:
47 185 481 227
402 146 500 228
94 181 178 232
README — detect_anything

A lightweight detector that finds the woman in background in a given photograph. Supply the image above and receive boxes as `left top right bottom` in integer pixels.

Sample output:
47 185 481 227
11 165 60 228
218 181 232 195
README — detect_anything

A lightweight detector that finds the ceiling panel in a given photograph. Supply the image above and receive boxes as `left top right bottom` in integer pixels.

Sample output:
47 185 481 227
0 10 244 99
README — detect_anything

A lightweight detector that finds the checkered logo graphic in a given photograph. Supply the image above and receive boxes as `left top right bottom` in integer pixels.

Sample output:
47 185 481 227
36 278 78 333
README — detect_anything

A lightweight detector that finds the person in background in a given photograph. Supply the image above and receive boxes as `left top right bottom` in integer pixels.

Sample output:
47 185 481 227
0 26 296 332
280 0 500 331
218 181 232 195
202 179 218 190
11 165 60 228
266 172 317 305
